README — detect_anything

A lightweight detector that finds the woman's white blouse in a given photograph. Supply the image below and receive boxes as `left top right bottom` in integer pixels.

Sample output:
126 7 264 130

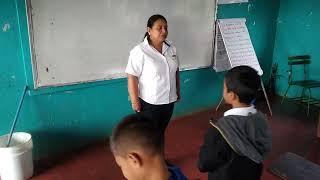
125 37 179 105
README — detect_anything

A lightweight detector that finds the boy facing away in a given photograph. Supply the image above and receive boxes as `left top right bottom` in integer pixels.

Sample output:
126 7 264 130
110 114 187 180
198 66 272 180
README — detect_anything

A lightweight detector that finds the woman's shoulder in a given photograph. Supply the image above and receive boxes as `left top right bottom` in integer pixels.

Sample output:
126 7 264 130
129 42 144 55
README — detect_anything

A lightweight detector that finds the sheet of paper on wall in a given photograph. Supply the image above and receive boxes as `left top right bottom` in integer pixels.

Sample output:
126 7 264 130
218 0 248 4
213 25 230 72
213 18 263 76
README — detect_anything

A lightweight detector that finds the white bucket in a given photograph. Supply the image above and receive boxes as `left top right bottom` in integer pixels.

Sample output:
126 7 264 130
0 132 33 180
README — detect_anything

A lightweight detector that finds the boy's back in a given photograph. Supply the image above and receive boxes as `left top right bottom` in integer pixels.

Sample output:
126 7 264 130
198 66 272 180
198 110 271 180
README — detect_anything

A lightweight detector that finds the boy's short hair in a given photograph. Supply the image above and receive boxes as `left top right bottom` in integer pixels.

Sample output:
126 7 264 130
110 114 162 156
225 66 260 104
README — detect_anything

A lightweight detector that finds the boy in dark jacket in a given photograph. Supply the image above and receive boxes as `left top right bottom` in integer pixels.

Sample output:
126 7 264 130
198 66 272 180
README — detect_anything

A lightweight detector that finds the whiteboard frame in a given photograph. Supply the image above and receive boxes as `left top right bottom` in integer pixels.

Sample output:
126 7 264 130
26 0 38 88
26 0 218 88
217 0 248 4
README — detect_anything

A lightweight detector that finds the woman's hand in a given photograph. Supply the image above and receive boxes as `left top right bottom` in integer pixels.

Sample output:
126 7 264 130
131 99 141 112
177 93 181 102
128 74 140 112
176 70 181 102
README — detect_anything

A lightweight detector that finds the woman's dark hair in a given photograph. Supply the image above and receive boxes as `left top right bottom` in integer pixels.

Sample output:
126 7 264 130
143 14 167 40
224 66 261 104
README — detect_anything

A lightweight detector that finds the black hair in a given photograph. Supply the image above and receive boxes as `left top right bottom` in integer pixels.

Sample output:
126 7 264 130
110 114 162 156
143 14 167 40
224 66 260 104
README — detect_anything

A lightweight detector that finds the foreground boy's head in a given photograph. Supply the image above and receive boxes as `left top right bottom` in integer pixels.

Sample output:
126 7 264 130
223 66 260 107
110 114 167 180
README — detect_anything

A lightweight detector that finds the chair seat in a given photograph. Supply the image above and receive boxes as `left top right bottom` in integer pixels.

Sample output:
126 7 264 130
290 80 320 88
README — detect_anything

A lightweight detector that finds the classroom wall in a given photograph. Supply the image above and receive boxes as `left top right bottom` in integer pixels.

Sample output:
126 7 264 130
0 0 279 159
0 0 28 142
273 0 320 98
217 0 280 81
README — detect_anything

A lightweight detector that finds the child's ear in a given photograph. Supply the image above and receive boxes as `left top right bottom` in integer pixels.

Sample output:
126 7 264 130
227 90 234 98
232 92 239 101
127 152 143 168
227 91 236 101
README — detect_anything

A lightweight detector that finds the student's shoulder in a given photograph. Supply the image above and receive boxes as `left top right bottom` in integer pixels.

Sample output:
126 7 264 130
209 116 228 128
168 165 187 180
207 118 226 136
254 111 271 129
256 111 268 119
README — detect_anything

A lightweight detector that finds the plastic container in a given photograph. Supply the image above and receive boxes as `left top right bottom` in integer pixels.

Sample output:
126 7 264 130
0 132 33 180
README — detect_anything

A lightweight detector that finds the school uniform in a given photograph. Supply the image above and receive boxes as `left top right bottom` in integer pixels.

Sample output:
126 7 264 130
125 37 179 134
198 106 272 180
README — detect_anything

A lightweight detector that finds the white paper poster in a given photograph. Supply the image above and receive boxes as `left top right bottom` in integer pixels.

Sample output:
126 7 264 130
213 18 263 75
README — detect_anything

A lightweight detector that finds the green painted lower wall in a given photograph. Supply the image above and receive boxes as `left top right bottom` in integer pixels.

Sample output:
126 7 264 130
273 0 320 98
0 0 279 159
13 69 224 158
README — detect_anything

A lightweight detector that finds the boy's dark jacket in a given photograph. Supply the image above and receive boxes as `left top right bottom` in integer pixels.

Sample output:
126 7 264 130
198 111 272 180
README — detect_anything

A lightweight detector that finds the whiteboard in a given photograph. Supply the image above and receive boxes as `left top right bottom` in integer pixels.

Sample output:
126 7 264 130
213 18 263 75
218 0 248 4
27 0 216 88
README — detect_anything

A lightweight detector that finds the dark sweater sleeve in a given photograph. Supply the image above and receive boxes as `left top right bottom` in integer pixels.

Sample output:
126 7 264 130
198 126 233 173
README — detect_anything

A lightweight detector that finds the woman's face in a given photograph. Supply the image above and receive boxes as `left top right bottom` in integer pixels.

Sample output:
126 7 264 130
148 19 168 43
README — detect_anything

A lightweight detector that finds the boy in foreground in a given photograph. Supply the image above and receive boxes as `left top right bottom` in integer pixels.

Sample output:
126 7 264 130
110 114 187 180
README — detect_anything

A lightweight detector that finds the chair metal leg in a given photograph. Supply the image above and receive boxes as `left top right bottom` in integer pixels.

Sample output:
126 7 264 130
261 80 273 116
300 87 306 101
281 85 291 104
307 88 311 116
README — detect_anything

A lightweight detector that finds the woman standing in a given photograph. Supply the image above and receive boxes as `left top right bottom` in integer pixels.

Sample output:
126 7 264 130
125 14 180 144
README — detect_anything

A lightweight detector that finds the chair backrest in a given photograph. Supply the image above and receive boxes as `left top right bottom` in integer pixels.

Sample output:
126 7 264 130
288 55 311 65
287 55 311 82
